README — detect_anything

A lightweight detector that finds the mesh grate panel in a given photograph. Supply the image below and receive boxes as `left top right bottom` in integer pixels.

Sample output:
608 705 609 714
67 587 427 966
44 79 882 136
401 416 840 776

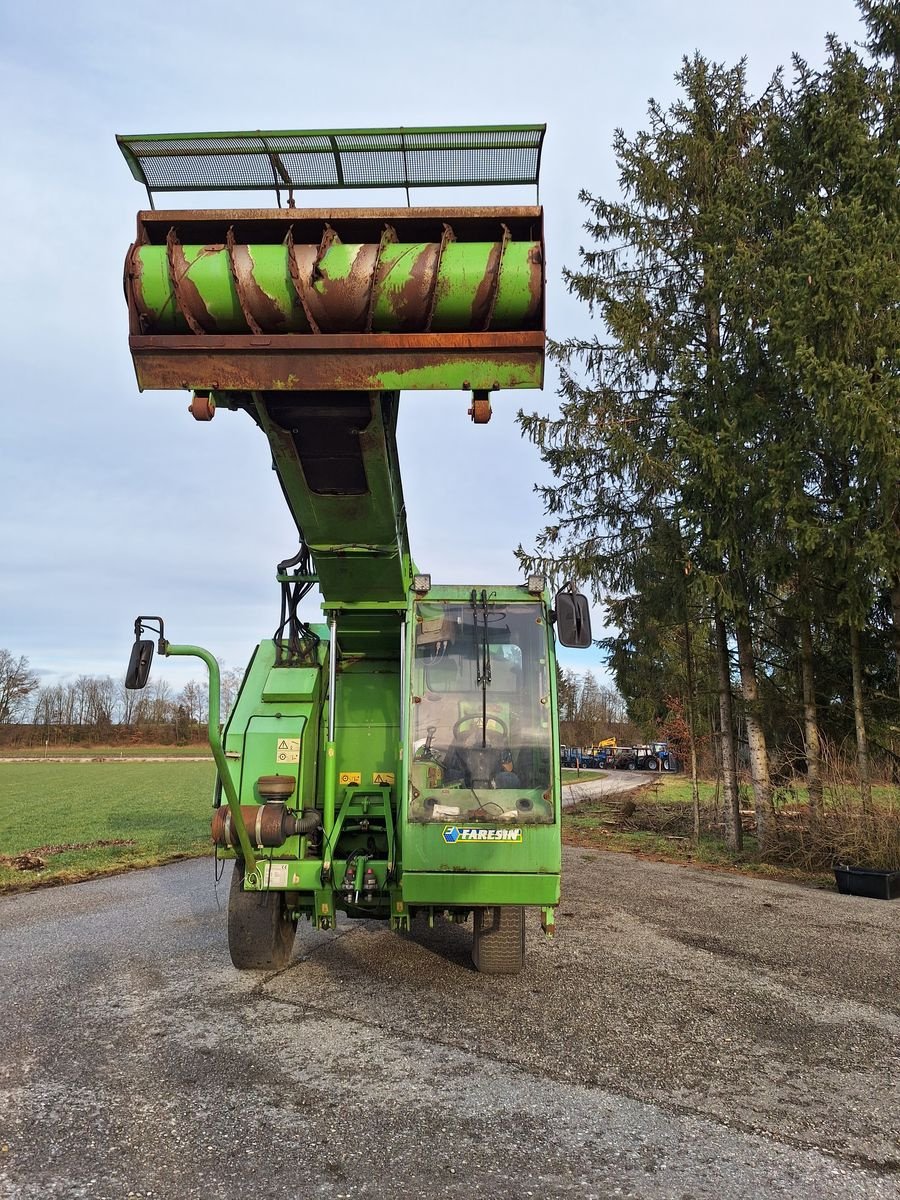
117 126 545 196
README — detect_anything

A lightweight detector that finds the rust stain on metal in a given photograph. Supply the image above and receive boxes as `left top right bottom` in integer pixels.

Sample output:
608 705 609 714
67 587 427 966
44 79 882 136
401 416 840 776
365 223 398 332
189 390 215 421
427 223 458 328
165 228 216 334
126 243 152 333
212 803 298 849
468 392 492 423
526 242 544 324
309 243 380 333
312 223 339 282
130 335 545 394
141 205 543 225
132 331 544 351
382 242 439 332
422 224 455 333
475 223 509 331
287 229 319 334
225 228 260 333
127 242 185 334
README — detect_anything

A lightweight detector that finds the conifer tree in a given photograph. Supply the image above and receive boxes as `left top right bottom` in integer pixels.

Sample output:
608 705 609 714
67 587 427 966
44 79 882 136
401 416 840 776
767 8 899 802
518 54 780 842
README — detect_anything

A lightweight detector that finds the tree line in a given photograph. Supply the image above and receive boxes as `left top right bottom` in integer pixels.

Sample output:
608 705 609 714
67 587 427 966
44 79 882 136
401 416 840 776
556 668 638 749
519 2 899 847
0 650 243 747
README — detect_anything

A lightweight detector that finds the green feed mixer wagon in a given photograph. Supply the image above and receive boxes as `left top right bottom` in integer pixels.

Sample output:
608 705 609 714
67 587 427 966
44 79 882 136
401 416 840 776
118 126 592 974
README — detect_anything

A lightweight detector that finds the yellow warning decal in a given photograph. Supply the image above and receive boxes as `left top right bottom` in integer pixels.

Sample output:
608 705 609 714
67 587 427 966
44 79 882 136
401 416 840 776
276 738 300 764
339 772 361 786
373 772 395 785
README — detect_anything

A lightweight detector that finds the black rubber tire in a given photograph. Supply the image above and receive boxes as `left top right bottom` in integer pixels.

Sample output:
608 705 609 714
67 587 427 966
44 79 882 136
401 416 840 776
227 859 297 970
647 759 658 771
471 906 525 975
627 761 636 771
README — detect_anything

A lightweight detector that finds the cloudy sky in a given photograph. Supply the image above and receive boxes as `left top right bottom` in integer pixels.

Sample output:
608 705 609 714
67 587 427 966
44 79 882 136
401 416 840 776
0 0 865 693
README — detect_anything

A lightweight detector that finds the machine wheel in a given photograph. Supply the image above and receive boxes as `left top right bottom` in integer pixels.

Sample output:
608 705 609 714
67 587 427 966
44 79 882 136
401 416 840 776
471 906 525 975
647 758 658 771
627 761 637 771
228 859 297 970
189 391 215 421
468 395 492 423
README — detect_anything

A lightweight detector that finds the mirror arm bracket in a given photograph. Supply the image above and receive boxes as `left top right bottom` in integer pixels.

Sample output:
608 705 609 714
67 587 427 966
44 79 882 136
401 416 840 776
163 641 259 876
128 616 258 875
134 615 169 656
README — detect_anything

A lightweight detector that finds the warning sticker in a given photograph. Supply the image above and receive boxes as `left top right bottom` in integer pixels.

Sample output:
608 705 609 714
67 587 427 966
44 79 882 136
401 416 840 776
276 738 300 764
373 772 395 786
339 772 361 786
263 863 289 887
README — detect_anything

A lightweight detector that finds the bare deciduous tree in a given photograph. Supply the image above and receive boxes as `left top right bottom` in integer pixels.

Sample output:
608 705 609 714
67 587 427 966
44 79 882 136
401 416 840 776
0 650 39 723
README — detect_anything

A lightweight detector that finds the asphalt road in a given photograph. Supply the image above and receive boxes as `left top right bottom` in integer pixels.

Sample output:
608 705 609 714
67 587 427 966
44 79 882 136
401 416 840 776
1 801 898 1198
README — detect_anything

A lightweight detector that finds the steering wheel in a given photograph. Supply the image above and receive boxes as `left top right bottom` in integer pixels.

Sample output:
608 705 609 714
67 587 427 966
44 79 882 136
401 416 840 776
452 714 508 741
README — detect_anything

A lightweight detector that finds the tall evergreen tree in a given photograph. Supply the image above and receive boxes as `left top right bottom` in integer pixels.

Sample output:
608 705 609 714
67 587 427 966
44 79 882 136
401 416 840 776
767 9 900 800
519 54 782 842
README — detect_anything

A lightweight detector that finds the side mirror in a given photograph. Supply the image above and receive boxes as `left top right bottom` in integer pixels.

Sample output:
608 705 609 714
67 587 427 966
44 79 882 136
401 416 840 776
125 639 154 690
554 591 592 649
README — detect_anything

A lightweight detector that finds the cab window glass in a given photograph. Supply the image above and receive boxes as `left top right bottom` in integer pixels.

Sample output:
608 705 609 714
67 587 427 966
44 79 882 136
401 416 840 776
409 600 553 824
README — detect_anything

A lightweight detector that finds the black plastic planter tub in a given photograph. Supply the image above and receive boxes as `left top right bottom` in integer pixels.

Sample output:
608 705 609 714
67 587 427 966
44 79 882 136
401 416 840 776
834 866 900 901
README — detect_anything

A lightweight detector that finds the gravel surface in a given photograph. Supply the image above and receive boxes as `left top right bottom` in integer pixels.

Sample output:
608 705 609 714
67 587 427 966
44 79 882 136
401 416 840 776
1 809 897 1198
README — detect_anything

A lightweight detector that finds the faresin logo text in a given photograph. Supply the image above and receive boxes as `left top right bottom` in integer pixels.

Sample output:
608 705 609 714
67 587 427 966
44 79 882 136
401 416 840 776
442 826 523 844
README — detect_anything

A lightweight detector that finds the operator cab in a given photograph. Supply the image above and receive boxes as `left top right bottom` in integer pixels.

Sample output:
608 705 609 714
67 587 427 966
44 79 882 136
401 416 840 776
409 595 553 824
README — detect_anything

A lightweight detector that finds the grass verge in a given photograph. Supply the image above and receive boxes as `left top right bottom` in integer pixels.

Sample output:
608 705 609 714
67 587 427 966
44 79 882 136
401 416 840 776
0 761 216 893
563 775 899 884
0 744 212 760
561 768 607 785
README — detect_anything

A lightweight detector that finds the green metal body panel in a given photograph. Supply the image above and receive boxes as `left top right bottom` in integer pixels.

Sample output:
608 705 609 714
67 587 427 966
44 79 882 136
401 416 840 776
399 821 561 876
221 637 326 827
252 392 411 605
399 873 560 906
332 659 401 786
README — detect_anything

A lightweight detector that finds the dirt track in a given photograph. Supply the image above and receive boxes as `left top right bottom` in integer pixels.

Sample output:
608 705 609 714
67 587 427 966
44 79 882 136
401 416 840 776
562 768 654 804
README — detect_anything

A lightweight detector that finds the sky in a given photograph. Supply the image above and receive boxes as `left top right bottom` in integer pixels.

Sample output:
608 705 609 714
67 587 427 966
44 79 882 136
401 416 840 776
0 0 868 696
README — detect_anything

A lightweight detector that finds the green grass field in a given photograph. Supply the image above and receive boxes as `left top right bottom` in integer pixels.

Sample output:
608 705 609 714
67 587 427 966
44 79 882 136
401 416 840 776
561 767 607 784
563 773 900 879
0 744 212 760
0 760 610 892
4 761 894 894
0 761 216 892
635 776 899 809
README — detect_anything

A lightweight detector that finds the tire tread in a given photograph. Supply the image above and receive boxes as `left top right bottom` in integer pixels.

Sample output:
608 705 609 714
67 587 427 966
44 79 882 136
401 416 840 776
472 906 525 974
227 859 297 970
